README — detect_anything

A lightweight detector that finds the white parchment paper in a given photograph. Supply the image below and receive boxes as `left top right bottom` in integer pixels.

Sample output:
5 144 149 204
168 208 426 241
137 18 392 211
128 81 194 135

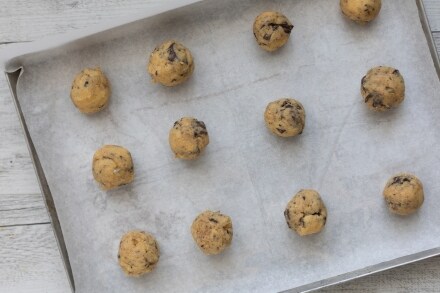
15 0 440 292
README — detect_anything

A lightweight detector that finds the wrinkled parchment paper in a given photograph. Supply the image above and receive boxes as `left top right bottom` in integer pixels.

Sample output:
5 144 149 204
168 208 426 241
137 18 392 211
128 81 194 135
16 0 440 292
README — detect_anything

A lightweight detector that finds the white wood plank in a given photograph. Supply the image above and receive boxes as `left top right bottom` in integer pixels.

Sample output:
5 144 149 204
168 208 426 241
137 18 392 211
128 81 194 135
0 193 49 227
0 224 70 293
424 0 440 31
434 32 440 55
0 0 163 42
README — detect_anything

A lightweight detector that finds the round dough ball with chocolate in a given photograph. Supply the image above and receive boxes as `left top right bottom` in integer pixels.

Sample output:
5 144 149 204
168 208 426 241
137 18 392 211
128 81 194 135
70 67 110 114
169 117 209 160
191 210 233 255
383 173 424 216
148 40 194 86
361 66 405 111
118 230 159 276
340 0 382 24
92 145 134 190
284 189 327 236
253 11 293 52
264 98 305 137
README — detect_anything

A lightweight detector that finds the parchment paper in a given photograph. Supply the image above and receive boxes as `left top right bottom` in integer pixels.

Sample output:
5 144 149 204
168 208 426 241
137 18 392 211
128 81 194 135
15 0 440 292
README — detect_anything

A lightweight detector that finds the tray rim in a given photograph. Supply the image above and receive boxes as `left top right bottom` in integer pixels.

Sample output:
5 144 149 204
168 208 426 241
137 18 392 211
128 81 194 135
3 0 440 292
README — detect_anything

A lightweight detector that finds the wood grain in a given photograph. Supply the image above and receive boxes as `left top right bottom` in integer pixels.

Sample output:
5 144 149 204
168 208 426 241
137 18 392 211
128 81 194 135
424 0 440 31
0 193 49 227
0 0 162 42
0 0 439 292
434 32 440 52
0 224 70 293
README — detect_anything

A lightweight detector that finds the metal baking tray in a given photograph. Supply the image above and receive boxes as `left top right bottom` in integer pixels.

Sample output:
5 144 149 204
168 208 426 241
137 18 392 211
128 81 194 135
2 0 440 292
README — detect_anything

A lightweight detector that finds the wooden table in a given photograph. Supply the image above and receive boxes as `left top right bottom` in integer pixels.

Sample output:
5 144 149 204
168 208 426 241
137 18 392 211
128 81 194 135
0 1 439 292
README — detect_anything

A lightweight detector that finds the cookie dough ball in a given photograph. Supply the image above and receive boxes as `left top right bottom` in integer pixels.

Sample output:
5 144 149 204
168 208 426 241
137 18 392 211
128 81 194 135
284 189 327 236
340 0 381 24
92 145 134 190
383 173 424 216
169 117 209 160
118 231 160 276
253 11 293 52
147 40 194 86
191 210 233 255
70 68 110 114
361 66 405 112
264 98 305 137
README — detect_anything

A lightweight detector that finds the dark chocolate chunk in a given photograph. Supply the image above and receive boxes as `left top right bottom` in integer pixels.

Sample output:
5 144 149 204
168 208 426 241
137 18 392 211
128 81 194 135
391 175 411 185
284 209 291 221
84 81 89 87
167 42 177 62
268 22 293 34
276 128 286 134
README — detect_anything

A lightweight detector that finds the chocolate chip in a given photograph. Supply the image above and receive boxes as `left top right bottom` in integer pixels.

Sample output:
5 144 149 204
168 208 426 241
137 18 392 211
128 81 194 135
361 75 366 86
209 218 218 223
276 128 286 134
280 22 294 34
171 79 177 82
284 209 290 220
268 22 293 34
263 33 271 41
393 69 400 75
167 42 177 62
281 100 291 108
194 120 207 130
84 81 89 87
391 176 411 185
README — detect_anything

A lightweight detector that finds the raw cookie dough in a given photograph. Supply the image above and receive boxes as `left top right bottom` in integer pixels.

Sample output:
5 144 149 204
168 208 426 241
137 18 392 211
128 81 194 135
147 40 194 86
264 98 305 137
191 210 233 255
169 117 209 160
70 67 110 114
361 66 405 111
340 0 382 24
92 145 134 190
284 189 327 236
383 173 424 216
253 11 293 52
118 230 160 276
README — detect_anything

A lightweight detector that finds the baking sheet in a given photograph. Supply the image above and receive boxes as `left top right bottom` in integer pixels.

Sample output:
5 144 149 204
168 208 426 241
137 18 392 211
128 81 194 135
10 0 440 292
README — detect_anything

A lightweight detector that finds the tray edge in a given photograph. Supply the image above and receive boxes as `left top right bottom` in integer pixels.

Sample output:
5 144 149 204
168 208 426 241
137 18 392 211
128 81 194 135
4 69 75 293
2 0 440 292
